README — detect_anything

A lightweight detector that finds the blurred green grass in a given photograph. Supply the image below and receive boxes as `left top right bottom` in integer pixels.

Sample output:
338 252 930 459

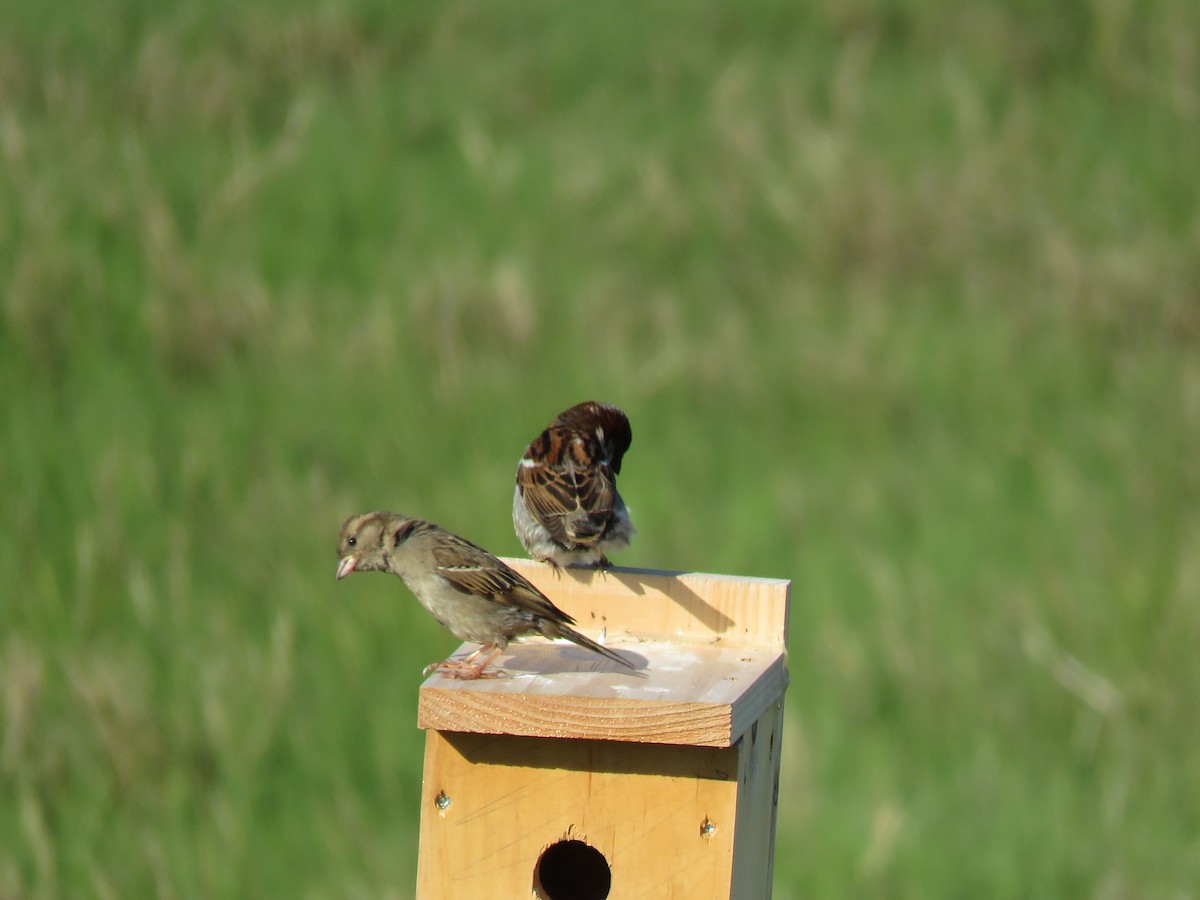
3 0 1199 896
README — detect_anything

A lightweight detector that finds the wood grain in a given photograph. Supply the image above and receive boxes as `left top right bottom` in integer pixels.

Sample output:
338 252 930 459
416 730 743 899
729 697 785 898
418 640 787 747
498 558 790 650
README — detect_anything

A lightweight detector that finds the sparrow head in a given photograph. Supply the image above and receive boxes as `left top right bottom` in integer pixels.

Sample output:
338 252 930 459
336 511 402 579
522 402 632 474
552 401 632 474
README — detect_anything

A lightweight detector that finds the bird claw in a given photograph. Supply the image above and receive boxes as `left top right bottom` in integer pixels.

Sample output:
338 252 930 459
423 660 508 680
423 646 508 679
423 658 476 676
455 667 510 680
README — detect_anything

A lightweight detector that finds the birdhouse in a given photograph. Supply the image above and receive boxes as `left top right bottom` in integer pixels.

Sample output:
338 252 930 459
415 559 791 899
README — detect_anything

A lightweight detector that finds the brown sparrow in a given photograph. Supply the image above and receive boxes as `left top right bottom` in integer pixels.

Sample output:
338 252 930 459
513 401 635 567
336 511 634 678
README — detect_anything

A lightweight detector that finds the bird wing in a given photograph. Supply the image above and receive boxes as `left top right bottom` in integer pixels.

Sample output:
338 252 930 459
430 534 575 625
518 427 620 544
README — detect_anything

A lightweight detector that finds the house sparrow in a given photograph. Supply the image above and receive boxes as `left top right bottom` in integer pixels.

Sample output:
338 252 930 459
336 511 634 678
513 401 635 567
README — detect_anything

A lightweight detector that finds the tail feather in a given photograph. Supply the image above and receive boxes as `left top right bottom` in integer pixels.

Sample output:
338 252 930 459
548 623 637 670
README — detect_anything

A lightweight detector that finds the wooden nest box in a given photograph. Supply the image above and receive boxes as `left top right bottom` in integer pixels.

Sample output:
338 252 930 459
415 559 791 899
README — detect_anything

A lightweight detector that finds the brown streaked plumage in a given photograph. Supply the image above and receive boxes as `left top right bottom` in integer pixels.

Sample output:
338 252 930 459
513 401 635 567
336 511 635 678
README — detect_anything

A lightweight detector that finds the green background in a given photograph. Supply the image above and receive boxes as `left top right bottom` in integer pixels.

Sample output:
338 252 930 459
3 0 1198 896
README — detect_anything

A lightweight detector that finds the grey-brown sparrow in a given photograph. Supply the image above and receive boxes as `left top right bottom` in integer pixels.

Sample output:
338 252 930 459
336 511 634 678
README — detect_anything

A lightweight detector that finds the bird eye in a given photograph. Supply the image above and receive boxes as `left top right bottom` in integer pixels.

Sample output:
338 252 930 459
347 536 357 547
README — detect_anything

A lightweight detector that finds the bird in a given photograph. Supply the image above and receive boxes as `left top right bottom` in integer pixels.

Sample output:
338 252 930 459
513 401 635 568
335 511 635 679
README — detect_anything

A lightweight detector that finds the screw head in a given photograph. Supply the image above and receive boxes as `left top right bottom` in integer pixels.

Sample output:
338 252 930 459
435 791 452 811
700 818 716 837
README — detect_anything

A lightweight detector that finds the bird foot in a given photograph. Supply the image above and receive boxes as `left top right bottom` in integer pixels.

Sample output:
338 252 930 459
450 666 509 680
423 647 507 679
423 658 475 676
423 660 508 680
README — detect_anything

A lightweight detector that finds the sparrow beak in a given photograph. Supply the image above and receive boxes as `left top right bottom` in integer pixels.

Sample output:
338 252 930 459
336 555 357 580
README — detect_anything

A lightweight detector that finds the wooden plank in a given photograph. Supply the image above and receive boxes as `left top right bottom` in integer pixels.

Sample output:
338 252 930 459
416 730 742 899
729 698 785 898
499 558 790 650
418 640 789 747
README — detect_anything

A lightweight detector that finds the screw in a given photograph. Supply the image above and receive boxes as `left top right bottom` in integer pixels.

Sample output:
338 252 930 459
435 791 452 812
700 818 716 838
